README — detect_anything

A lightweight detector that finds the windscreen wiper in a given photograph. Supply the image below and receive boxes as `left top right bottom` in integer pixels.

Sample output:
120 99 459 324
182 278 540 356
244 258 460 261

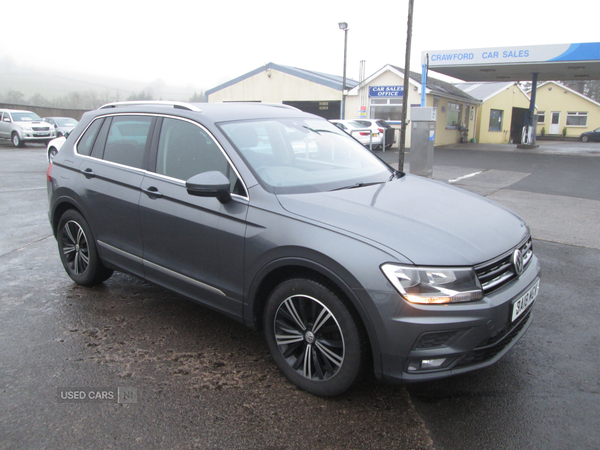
330 181 385 191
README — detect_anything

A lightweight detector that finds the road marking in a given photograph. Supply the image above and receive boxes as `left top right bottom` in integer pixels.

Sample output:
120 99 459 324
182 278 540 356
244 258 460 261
449 171 483 184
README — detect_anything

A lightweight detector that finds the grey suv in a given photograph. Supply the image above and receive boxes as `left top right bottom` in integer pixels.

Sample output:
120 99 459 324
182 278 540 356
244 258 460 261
47 101 541 396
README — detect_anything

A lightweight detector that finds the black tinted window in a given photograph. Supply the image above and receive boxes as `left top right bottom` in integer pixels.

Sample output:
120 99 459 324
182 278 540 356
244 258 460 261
77 118 105 156
157 119 224 179
103 116 153 169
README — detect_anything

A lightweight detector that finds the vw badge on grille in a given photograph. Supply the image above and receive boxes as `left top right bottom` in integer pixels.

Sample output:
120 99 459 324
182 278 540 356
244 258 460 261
513 249 524 276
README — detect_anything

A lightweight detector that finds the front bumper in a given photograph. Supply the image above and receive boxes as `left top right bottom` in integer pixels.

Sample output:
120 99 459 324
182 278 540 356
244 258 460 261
375 255 541 383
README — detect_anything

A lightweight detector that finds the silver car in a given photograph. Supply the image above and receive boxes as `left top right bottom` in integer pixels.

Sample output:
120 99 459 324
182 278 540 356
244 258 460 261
47 101 541 396
0 109 56 147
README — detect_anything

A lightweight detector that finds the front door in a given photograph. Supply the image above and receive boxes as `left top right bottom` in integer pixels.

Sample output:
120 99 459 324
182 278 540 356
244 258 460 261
550 112 561 135
139 117 248 318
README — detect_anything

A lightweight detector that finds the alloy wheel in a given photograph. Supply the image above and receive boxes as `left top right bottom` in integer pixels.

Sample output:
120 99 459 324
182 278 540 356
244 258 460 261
273 294 345 381
61 220 90 276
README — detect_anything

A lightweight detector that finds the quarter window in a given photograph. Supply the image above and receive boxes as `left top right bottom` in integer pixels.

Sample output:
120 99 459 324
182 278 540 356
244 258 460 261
566 112 587 126
489 109 503 132
76 118 105 156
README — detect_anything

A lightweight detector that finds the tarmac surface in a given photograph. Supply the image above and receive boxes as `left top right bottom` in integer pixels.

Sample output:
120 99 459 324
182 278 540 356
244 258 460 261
1 140 599 449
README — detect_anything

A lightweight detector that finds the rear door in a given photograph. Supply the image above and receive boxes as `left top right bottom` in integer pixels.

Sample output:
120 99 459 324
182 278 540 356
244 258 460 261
139 117 248 318
74 114 155 277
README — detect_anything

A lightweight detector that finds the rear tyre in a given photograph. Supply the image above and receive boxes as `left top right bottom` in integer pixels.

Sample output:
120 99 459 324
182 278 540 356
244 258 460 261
12 132 24 148
57 210 113 286
48 147 58 163
581 135 589 142
264 278 364 396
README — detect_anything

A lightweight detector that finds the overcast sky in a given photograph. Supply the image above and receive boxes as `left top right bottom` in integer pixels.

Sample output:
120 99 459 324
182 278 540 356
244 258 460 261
2 0 599 91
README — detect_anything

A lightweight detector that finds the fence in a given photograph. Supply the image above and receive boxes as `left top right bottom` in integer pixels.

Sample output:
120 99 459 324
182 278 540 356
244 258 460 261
0 103 88 121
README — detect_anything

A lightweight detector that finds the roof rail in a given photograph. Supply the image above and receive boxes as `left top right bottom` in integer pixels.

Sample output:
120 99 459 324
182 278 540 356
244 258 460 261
99 101 201 112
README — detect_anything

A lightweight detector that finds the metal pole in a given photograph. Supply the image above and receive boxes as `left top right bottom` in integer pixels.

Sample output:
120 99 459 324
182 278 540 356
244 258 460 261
341 27 348 120
399 0 413 172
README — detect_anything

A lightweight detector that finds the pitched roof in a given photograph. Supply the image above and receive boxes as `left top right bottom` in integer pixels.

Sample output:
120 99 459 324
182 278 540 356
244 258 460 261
348 64 480 103
391 66 479 103
206 62 359 96
531 81 600 107
454 82 530 102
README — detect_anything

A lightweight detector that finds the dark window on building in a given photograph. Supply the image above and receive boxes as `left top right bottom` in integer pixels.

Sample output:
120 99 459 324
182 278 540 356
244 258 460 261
536 111 545 123
489 109 503 132
446 102 462 129
566 112 587 126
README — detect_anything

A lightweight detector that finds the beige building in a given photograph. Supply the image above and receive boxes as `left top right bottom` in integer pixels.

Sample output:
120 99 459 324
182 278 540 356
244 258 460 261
454 82 532 144
531 81 600 138
206 62 480 146
346 65 480 146
206 63 356 120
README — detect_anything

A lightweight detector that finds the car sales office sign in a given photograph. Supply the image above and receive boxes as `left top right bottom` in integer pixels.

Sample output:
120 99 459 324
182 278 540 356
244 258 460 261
369 86 404 97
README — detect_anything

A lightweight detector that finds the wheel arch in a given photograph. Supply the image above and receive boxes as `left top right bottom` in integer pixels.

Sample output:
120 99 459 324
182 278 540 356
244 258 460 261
245 257 383 378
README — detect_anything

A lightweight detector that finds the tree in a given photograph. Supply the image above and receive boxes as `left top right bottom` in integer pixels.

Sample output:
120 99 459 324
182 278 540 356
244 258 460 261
188 91 206 102
4 89 25 104
127 90 153 101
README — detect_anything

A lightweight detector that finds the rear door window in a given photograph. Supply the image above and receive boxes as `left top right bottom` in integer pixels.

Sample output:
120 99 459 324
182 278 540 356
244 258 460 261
102 116 153 169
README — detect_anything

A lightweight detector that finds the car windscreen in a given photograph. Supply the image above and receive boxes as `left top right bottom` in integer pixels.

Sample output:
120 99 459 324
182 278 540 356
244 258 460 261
11 112 42 122
219 117 393 194
55 118 78 127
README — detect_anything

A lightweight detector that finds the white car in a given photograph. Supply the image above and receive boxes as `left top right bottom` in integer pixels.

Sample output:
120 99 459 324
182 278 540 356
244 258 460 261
354 119 395 149
47 136 66 163
330 119 383 148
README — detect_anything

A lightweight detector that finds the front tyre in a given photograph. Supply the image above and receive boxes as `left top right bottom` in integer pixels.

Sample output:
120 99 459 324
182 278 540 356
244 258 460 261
12 132 24 148
581 135 589 142
264 278 364 396
57 210 113 286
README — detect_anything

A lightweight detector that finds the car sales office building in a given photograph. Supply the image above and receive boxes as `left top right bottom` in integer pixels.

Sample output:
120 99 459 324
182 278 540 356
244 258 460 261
206 62 480 146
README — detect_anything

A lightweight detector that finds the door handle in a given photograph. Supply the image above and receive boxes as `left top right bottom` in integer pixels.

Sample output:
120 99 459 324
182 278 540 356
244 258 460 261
142 186 163 199
81 168 95 178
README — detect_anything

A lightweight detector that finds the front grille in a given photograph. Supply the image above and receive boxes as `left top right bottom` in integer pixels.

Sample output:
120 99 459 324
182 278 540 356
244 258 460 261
455 306 532 368
32 126 50 131
475 236 533 294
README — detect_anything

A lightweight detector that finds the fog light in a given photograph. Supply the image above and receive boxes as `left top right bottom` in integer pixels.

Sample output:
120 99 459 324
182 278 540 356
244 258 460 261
407 358 449 372
421 358 447 369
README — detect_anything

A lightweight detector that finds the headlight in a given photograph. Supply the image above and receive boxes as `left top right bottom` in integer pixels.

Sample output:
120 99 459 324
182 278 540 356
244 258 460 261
21 125 32 131
381 264 483 304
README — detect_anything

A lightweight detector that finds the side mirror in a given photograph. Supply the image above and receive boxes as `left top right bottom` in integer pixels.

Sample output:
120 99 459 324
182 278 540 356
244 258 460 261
186 171 231 204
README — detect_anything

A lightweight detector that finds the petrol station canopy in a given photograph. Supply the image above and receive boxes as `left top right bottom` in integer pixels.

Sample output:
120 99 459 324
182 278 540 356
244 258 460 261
422 42 600 82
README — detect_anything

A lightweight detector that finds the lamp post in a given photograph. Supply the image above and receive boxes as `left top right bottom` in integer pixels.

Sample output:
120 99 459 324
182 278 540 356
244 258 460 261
339 22 348 120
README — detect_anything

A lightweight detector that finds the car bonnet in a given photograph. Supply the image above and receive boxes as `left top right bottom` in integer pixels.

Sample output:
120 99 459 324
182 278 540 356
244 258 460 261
276 174 529 266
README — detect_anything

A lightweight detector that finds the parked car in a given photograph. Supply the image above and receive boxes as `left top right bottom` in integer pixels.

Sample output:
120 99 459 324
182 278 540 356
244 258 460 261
354 119 396 149
330 119 383 148
46 135 67 163
43 117 79 137
47 101 540 396
579 127 600 142
0 109 56 147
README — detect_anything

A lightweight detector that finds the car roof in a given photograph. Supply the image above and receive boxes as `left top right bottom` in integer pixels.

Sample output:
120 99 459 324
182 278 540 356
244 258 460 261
94 101 317 123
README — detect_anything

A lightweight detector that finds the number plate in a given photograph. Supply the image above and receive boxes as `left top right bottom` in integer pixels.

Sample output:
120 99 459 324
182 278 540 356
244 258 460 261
35 133 50 137
372 133 378 137
511 279 540 322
